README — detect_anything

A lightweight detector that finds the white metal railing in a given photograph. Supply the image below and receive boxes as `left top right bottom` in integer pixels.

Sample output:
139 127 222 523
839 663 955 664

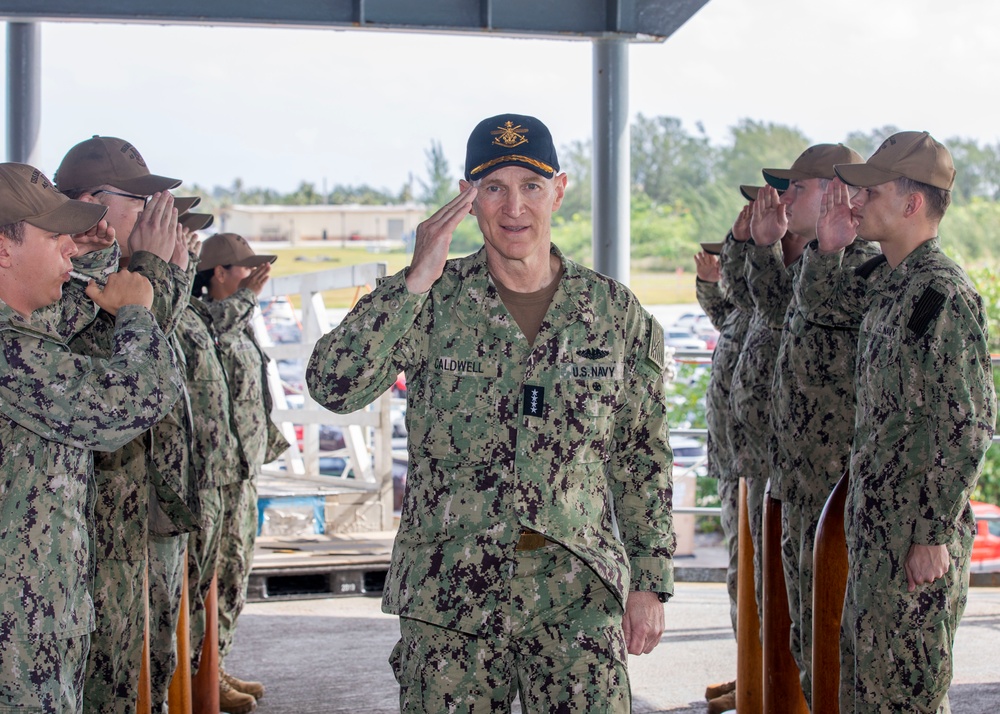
254 262 395 527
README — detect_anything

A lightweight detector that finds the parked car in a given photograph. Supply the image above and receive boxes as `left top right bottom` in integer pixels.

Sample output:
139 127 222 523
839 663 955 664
259 296 303 344
392 372 407 397
317 456 350 477
664 329 708 351
971 500 1000 570
277 358 306 395
670 435 707 476
673 312 701 330
693 314 716 335
319 425 346 451
304 455 408 512
290 424 346 452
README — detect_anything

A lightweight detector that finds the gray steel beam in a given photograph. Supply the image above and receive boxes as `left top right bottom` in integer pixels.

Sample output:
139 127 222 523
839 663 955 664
1 1 712 280
591 38 630 285
5 22 39 165
0 0 709 40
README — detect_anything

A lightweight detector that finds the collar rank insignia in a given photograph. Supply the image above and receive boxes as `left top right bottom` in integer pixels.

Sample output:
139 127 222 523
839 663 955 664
492 121 529 148
522 384 545 418
577 347 609 360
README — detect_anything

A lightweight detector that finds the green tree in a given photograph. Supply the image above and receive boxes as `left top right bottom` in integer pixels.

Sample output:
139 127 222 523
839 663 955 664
947 137 1000 204
419 140 455 209
718 119 811 188
940 199 1000 266
628 193 700 269
630 114 715 205
233 185 282 205
285 181 322 205
558 139 592 218
969 267 1000 506
327 184 397 205
842 125 900 161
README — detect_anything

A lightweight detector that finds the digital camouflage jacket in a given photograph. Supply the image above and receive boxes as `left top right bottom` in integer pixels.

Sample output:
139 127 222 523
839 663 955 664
306 246 675 637
0 246 182 639
203 288 288 475
799 238 996 545
69 251 191 563
729 240 794 471
765 238 882 504
174 298 247 490
698 236 754 481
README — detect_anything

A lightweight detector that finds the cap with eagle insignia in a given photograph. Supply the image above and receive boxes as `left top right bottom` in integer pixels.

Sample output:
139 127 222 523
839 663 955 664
465 113 560 181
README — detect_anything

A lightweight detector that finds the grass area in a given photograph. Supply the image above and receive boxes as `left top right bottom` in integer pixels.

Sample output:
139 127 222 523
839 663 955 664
266 244 697 308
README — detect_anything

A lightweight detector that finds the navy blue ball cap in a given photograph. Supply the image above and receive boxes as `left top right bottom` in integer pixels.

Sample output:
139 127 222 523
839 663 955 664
464 113 560 181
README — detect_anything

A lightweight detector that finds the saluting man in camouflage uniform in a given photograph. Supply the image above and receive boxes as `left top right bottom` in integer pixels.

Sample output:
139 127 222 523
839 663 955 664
169 230 253 713
54 136 194 714
749 144 878 705
693 189 758 711
729 183 808 628
190 233 287 711
307 114 674 713
146 218 214 714
0 163 183 712
805 132 996 712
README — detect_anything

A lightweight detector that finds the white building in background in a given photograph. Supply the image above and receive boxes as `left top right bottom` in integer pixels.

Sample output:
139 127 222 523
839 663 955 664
219 203 427 245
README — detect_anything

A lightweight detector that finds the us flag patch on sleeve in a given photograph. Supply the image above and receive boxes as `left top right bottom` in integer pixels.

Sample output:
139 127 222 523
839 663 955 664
907 287 946 338
646 315 664 371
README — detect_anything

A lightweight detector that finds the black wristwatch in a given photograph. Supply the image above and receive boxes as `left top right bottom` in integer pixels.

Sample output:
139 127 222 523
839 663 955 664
654 591 670 603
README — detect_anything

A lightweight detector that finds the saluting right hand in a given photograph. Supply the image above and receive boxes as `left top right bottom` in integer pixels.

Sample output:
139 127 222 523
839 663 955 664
72 219 117 255
239 263 272 297
817 178 858 254
750 185 787 246
127 192 178 262
171 223 191 271
186 227 203 259
694 252 721 282
405 186 477 294
85 269 154 316
732 204 752 242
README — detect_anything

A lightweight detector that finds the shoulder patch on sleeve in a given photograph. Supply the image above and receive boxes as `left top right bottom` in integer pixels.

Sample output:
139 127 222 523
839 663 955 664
906 287 947 338
646 315 664 372
854 254 888 279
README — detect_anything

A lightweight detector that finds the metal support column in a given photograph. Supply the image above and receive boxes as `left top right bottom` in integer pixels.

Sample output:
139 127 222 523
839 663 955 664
591 38 630 285
6 22 41 165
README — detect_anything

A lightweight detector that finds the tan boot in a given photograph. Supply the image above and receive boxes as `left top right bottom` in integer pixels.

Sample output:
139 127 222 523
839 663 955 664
707 689 737 714
219 677 257 714
704 679 736 700
221 668 266 700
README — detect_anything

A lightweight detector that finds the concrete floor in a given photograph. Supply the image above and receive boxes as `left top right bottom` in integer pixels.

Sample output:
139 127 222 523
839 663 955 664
224 582 1000 713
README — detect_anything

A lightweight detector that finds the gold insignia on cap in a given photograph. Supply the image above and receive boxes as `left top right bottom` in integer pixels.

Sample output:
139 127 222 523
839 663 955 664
120 142 148 168
491 121 529 148
469 155 555 177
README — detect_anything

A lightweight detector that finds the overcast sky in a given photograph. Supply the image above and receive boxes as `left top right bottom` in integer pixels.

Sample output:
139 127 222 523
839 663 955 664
3 0 997 195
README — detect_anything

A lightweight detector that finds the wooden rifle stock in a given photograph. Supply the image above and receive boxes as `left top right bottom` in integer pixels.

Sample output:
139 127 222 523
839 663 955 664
736 477 763 713
762 490 808 713
191 575 220 714
812 472 849 714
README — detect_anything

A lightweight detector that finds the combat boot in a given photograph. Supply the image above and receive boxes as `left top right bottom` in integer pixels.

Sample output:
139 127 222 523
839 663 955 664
707 689 736 714
219 677 257 714
221 668 265 700
704 679 736 700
